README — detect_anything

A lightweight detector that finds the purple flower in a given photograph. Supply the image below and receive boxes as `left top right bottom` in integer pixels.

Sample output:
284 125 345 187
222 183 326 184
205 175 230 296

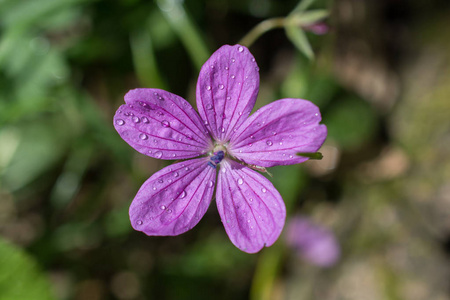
285 216 340 267
113 45 327 253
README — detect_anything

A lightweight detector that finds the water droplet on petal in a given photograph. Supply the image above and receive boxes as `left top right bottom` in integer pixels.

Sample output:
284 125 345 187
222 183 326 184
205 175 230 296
184 167 190 171
261 188 267 193
220 126 225 133
139 133 148 140
160 205 166 210
249 198 253 202
142 117 149 123
237 178 244 185
152 186 157 191
180 191 186 198
174 172 179 177
158 178 163 183
231 75 235 79
206 104 213 110
272 131 277 135
167 209 172 213
315 113 318 116
248 143 253 147
224 66 229 70
238 46 244 52
136 220 143 225
250 135 254 139
156 111 164 116
115 119 125 126
252 58 255 62
208 180 214 188
132 116 140 123
279 142 283 145
231 58 236 63
289 155 294 158
219 84 224 90
161 120 170 127
206 85 212 91
154 151 163 158
226 96 231 100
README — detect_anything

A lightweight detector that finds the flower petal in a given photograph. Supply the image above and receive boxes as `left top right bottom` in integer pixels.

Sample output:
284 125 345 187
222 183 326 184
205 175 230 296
196 44 260 143
216 159 286 253
229 99 327 167
130 157 216 236
114 88 212 160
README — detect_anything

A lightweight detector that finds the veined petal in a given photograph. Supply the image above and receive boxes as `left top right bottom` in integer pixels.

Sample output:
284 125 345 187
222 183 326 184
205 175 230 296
130 157 216 236
216 159 286 253
114 88 212 160
229 99 327 167
196 44 259 143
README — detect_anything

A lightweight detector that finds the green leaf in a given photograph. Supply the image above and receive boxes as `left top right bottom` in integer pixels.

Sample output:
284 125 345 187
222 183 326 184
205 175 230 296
0 238 55 300
290 9 329 26
285 25 314 60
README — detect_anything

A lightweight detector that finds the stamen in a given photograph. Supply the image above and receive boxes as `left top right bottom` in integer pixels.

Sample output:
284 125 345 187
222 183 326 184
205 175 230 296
208 150 225 168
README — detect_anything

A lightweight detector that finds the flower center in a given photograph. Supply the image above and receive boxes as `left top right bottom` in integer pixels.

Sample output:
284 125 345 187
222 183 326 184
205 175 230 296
207 145 227 169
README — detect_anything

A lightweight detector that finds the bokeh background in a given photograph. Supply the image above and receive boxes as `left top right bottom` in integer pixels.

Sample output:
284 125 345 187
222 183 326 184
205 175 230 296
1 0 450 299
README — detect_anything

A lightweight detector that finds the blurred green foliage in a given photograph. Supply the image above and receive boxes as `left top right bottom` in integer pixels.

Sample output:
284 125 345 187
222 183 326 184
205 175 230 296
1 0 449 299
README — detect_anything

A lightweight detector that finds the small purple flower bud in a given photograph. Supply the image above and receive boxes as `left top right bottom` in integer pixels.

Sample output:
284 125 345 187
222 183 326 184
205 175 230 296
285 216 340 267
303 23 329 35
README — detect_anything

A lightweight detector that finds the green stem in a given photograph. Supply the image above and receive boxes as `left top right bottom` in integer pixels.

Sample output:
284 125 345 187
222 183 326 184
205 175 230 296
238 17 286 47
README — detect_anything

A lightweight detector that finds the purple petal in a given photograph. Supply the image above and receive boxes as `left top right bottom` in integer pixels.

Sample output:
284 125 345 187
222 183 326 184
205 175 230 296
130 157 216 236
229 99 327 167
196 44 259 143
114 88 212 160
216 159 286 253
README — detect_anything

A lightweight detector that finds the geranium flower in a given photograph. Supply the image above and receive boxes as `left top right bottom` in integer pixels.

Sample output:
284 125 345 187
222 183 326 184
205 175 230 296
113 45 327 253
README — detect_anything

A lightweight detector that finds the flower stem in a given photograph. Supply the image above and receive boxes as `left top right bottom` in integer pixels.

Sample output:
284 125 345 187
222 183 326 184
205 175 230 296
238 17 286 47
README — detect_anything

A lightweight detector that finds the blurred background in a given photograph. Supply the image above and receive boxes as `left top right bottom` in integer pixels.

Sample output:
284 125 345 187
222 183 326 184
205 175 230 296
1 0 449 299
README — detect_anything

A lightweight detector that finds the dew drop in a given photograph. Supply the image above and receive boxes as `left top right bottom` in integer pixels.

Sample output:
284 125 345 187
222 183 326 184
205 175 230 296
142 117 149 123
115 119 125 126
174 172 179 177
238 46 244 52
206 85 212 91
224 66 229 70
272 131 277 135
220 126 225 133
139 133 148 140
251 58 255 62
315 113 319 116
218 84 224 90
249 198 253 202
184 167 190 171
255 67 260 71
208 180 214 188
250 135 255 139
168 179 172 183
226 96 231 100
161 120 170 127
261 188 267 193
172 154 176 158
136 220 143 225
152 186 157 191
158 178 163 183
167 209 172 213
154 151 163 158
156 111 164 116
180 191 187 198
248 143 253 147
231 58 236 63
256 122 261 126
206 104 213 110
279 142 283 145
231 75 236 79
160 205 166 210
289 155 294 158
237 178 244 185
132 116 140 123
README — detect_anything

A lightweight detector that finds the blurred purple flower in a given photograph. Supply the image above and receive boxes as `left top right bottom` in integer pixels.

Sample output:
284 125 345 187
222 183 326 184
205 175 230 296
286 216 340 267
113 45 327 253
